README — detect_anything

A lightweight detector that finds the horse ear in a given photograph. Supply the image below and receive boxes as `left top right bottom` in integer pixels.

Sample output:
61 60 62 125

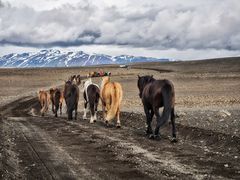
151 75 153 78
137 75 140 79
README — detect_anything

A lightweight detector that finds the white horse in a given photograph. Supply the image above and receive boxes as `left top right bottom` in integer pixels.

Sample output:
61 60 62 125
83 78 100 123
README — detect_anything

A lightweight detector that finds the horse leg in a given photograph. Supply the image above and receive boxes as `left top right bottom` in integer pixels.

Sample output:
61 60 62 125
152 107 162 139
68 110 73 120
89 103 95 124
40 100 45 116
55 104 59 117
154 107 170 139
93 101 98 123
102 101 107 123
83 101 88 120
170 107 177 142
144 106 153 135
74 104 78 120
52 102 55 113
116 107 121 128
60 102 62 115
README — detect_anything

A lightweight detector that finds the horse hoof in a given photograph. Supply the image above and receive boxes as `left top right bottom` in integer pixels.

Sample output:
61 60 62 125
105 121 109 127
93 120 96 123
148 134 155 139
154 135 161 140
145 130 153 136
148 134 161 140
116 124 121 128
90 121 94 124
171 137 178 143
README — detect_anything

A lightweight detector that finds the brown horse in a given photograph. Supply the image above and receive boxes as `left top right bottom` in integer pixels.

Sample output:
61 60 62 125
69 75 81 86
101 76 123 127
64 80 79 120
38 90 50 116
49 88 64 117
137 75 177 142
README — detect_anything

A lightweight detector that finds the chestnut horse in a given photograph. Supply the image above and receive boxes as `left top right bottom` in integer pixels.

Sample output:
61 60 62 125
137 75 177 142
49 88 64 117
38 90 50 116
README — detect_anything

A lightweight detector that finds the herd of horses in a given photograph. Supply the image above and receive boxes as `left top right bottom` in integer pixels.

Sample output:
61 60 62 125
38 74 177 142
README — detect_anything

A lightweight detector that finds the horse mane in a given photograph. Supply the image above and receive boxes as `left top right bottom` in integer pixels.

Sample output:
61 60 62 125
137 75 156 98
84 78 93 89
144 75 155 83
101 76 110 88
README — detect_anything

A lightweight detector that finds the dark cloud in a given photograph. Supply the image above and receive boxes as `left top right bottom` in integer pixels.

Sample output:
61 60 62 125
0 0 240 51
0 0 5 7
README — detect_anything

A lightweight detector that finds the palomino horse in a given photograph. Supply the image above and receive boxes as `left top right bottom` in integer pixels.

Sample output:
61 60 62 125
101 76 123 127
137 75 177 142
64 80 79 120
38 90 50 116
83 78 100 123
49 88 64 117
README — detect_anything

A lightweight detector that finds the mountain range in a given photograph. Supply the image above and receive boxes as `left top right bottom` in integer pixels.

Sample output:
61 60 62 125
0 49 169 68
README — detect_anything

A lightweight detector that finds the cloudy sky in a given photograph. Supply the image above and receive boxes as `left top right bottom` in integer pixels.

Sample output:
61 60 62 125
0 0 240 60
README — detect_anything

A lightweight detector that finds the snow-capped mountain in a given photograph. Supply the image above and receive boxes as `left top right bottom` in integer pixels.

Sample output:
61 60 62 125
0 49 169 68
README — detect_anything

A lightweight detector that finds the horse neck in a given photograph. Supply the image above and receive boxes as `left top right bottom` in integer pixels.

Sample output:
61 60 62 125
101 78 109 89
140 78 155 93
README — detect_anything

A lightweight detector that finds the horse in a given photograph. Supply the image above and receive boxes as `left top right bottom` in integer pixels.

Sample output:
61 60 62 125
68 75 76 82
49 88 64 117
73 75 81 85
137 75 177 142
64 80 79 120
83 78 100 123
69 75 81 86
100 76 123 127
38 90 50 116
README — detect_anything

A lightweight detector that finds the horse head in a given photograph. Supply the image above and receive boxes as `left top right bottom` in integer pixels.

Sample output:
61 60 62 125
137 75 155 98
75 75 81 86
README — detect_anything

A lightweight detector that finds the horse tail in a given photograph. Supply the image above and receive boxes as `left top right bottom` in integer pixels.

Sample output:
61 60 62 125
106 83 122 121
160 82 175 126
88 86 98 114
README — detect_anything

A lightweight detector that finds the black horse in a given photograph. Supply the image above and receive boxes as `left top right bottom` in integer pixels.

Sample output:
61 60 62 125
137 75 177 142
64 80 79 120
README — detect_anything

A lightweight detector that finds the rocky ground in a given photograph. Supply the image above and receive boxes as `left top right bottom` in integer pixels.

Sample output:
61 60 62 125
0 58 240 179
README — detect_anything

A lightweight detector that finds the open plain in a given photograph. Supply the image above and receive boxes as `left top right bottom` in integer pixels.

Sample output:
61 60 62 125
0 58 240 179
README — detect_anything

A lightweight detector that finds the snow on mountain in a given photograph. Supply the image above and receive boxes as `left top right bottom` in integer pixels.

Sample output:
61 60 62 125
0 49 169 68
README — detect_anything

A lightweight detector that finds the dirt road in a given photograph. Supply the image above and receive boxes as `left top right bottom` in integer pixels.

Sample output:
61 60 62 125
0 95 239 179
